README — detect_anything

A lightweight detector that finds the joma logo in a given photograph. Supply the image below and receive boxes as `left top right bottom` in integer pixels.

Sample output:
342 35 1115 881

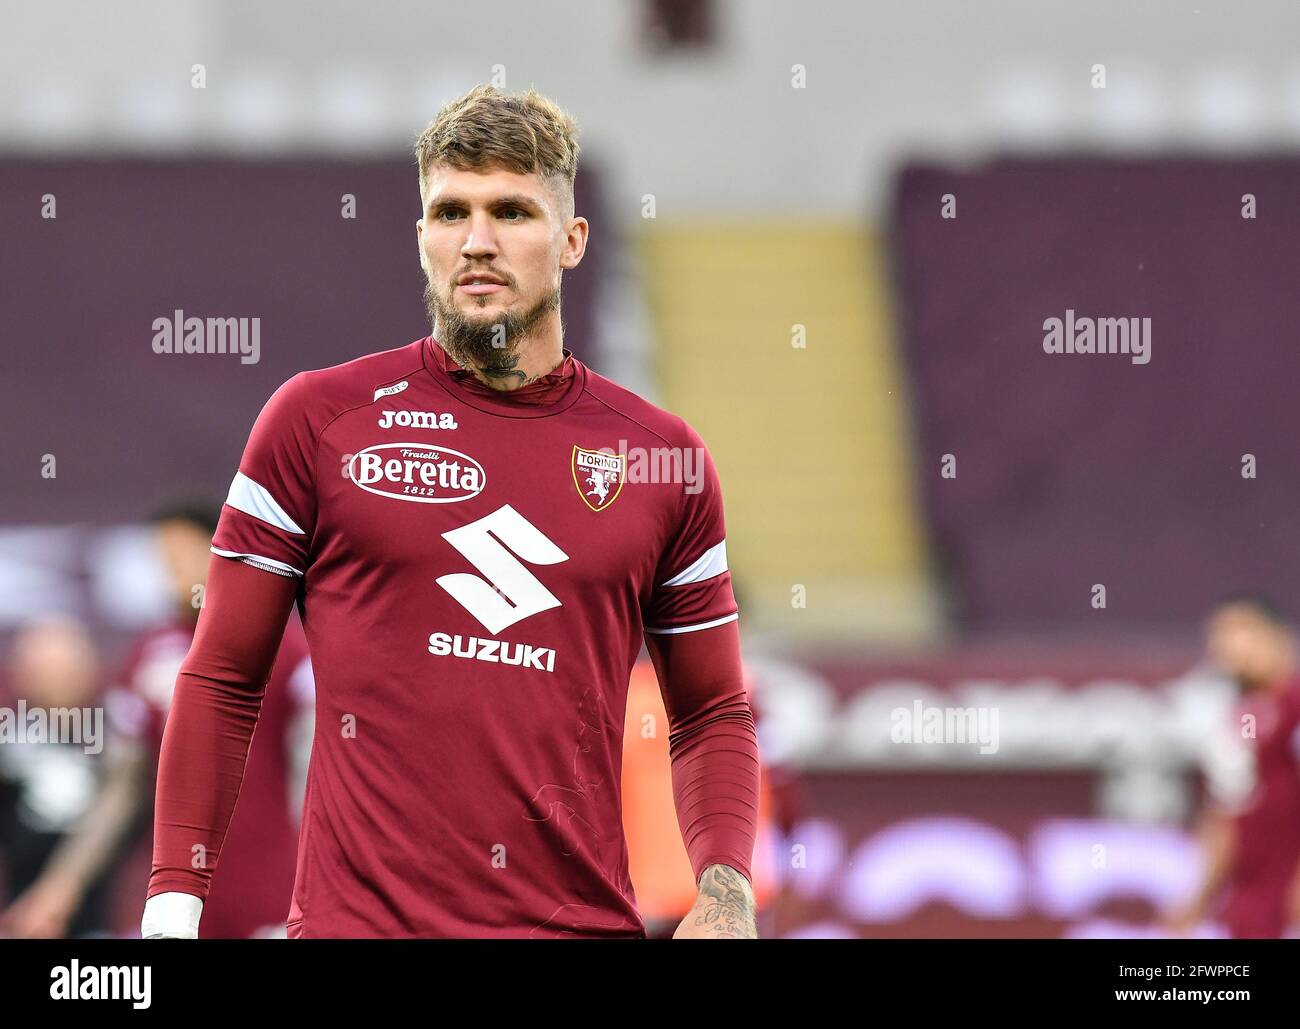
378 410 459 429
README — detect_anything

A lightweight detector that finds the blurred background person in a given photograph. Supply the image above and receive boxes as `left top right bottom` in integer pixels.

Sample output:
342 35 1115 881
1 503 313 938
1163 596 1300 940
0 617 112 937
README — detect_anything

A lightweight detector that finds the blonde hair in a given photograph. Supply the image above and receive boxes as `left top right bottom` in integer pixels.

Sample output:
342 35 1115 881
415 84 580 218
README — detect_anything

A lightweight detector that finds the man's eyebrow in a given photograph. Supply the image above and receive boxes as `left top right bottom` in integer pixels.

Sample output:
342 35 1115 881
426 193 544 212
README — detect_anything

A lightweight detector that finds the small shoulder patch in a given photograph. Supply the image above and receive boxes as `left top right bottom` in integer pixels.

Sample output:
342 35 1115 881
373 380 409 402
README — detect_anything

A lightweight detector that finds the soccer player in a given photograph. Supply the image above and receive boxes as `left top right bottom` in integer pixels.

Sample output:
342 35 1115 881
143 85 760 939
4 504 312 938
0 618 112 937
1164 595 1300 938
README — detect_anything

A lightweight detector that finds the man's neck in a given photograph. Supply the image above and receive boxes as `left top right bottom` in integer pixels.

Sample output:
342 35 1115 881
471 343 565 391
440 323 565 392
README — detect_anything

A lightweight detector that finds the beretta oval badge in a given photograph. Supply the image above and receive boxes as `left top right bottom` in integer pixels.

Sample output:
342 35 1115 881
348 442 485 504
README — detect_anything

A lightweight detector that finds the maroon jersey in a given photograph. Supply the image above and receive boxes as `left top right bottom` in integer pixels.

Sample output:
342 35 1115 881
1214 680 1300 938
210 336 738 938
108 619 312 937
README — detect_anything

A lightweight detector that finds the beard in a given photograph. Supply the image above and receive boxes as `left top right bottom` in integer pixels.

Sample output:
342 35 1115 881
423 273 561 376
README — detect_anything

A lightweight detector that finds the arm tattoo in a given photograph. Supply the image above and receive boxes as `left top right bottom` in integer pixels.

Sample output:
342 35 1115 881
691 864 758 938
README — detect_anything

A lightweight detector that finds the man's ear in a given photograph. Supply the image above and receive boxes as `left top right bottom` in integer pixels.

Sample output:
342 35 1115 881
559 216 589 271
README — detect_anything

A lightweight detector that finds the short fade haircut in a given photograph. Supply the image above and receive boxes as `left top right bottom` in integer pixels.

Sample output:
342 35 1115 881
414 84 581 220
1212 592 1292 627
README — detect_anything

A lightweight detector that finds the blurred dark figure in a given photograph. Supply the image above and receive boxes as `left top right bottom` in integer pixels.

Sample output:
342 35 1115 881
1 502 313 938
0 617 116 937
1165 595 1300 938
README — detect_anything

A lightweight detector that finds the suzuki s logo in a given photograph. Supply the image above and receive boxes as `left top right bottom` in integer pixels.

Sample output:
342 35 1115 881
349 443 485 504
437 505 569 633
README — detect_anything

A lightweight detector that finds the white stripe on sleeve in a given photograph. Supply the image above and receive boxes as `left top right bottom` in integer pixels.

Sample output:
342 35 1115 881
225 471 306 535
661 539 728 587
644 613 739 635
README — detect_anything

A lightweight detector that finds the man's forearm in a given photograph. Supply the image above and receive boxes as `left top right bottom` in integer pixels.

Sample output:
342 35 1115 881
645 620 761 883
146 554 296 929
38 748 146 897
148 660 266 899
666 693 760 881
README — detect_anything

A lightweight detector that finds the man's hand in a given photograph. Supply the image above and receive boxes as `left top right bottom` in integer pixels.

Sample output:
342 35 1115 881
673 864 757 939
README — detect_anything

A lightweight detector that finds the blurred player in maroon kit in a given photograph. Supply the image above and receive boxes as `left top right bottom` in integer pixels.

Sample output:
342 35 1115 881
144 85 760 939
1 504 312 938
1165 596 1300 939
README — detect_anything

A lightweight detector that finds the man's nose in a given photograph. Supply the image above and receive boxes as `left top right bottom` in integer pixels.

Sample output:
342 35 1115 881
461 212 499 258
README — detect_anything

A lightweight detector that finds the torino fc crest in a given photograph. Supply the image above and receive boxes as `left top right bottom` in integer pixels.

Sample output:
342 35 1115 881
571 445 625 512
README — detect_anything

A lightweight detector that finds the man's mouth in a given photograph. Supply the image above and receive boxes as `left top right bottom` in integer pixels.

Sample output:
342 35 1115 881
456 272 508 296
458 281 506 296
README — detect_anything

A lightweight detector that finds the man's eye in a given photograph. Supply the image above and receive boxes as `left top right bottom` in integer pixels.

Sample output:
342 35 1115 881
438 209 463 221
500 208 524 221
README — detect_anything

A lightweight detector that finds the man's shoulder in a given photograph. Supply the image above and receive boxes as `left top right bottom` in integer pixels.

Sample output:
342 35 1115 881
264 338 428 429
579 365 704 450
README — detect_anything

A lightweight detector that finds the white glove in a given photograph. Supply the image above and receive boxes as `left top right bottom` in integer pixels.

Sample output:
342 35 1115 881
141 892 203 939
